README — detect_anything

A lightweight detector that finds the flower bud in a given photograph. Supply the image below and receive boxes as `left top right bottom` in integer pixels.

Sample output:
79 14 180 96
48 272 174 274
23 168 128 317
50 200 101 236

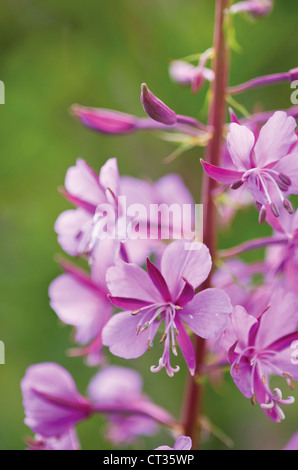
230 0 273 18
71 104 137 135
140 83 177 125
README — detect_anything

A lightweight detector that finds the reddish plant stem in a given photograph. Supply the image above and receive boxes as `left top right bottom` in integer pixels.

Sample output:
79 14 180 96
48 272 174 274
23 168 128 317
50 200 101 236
181 0 230 449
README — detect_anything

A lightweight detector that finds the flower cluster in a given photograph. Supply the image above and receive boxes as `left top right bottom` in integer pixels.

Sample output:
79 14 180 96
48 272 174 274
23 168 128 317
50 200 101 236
20 0 298 451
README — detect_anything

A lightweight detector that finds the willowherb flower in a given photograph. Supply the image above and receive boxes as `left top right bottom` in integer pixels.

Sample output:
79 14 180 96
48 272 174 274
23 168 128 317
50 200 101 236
201 111 298 222
21 363 174 443
55 157 196 265
155 435 192 450
102 239 232 377
221 288 298 422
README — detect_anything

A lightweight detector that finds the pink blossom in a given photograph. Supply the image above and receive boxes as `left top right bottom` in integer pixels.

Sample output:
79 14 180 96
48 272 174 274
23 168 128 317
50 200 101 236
21 363 174 443
102 239 232 377
221 288 298 422
201 111 298 222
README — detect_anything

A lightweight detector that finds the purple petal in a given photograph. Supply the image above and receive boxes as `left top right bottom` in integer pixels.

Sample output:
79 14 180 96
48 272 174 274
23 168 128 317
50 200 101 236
227 123 255 170
201 159 244 184
49 273 111 344
161 239 212 300
102 311 161 359
106 259 163 304
174 436 192 450
176 277 195 307
254 111 297 167
146 258 172 302
99 158 120 199
174 315 196 375
180 288 232 339
64 158 104 206
54 209 92 256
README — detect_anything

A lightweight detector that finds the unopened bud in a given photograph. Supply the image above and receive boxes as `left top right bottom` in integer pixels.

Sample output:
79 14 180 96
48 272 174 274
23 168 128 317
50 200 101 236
140 83 177 125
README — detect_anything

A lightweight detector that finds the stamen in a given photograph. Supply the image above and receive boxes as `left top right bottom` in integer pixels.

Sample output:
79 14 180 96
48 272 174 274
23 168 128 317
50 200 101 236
283 199 294 214
159 332 167 344
230 180 244 190
279 173 292 186
259 205 267 224
270 202 280 218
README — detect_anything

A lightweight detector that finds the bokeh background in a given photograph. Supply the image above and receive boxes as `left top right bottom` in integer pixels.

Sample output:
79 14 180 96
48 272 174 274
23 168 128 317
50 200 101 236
1 0 298 450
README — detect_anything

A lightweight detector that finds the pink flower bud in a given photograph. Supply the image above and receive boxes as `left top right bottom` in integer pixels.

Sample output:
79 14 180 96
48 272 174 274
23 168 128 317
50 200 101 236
71 104 137 134
140 83 177 125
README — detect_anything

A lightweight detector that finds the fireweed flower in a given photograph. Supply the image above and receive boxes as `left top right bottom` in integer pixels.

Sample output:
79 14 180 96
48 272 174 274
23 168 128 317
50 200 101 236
55 157 196 264
48 243 116 365
201 111 298 222
102 239 232 377
21 363 174 442
155 435 192 450
87 366 171 445
221 288 298 422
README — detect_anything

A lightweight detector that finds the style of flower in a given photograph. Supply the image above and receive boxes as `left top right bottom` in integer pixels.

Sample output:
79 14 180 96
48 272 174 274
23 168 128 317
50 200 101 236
102 239 232 377
221 288 298 422
201 111 298 222
155 435 192 450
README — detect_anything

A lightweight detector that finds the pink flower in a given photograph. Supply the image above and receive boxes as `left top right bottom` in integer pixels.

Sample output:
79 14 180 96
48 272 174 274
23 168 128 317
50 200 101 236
155 435 192 450
55 157 195 265
21 363 174 443
102 239 232 377
221 288 298 421
201 111 298 222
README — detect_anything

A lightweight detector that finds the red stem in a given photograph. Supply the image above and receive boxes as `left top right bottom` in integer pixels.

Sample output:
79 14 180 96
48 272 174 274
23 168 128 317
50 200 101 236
181 0 230 449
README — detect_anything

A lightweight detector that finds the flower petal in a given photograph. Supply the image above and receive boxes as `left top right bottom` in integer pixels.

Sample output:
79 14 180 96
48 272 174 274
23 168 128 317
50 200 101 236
201 159 244 184
180 288 232 339
102 311 160 359
161 239 212 300
254 111 297 167
227 123 255 170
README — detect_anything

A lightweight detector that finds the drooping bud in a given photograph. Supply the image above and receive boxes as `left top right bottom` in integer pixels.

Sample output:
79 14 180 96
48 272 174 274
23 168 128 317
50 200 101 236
71 104 137 135
140 83 177 125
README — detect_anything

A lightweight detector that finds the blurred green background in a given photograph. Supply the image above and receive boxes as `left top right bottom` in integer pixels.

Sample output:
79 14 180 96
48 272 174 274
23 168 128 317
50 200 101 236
1 0 298 450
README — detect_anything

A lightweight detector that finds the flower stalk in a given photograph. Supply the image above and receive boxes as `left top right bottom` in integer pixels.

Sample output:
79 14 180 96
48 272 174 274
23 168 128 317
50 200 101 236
181 0 231 449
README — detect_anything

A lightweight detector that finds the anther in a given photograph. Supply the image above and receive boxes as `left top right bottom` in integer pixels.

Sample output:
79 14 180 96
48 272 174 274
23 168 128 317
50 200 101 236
283 199 294 214
141 322 150 332
131 309 141 316
279 173 292 186
259 205 267 224
270 202 280 218
230 180 244 190
159 332 167 344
